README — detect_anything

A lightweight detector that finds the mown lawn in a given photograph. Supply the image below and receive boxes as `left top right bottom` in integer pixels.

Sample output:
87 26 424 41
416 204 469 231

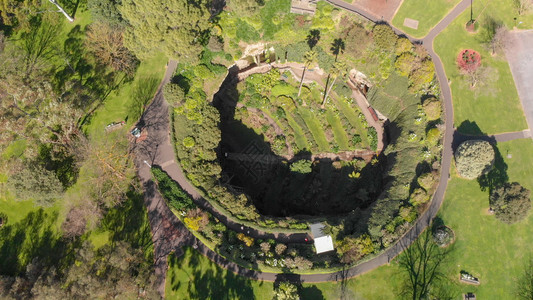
434 2 528 135
85 53 168 138
166 247 274 300
391 0 461 38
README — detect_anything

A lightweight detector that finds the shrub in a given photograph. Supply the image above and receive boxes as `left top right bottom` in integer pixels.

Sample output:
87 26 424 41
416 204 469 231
183 136 195 148
284 256 313 270
260 242 271 253
422 98 441 121
454 140 495 179
336 234 374 264
367 127 378 151
432 226 454 247
193 64 215 80
409 59 435 91
395 52 417 77
163 82 185 107
395 37 413 55
372 24 398 51
426 128 441 146
418 172 436 191
273 282 299 300
457 49 481 73
290 159 312 173
237 233 255 247
410 188 429 206
152 167 194 211
275 243 287 255
490 182 531 224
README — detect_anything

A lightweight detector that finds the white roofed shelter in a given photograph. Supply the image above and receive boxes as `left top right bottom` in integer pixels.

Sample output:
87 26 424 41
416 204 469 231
310 223 334 254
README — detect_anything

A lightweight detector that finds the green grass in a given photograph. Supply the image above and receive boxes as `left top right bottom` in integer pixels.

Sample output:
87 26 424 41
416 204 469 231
325 110 350 150
434 3 528 135
85 53 167 138
333 99 369 147
392 0 461 38
166 247 274 299
286 113 310 151
298 107 330 152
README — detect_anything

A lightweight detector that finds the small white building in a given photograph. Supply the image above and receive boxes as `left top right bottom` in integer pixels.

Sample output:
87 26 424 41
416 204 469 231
310 223 334 254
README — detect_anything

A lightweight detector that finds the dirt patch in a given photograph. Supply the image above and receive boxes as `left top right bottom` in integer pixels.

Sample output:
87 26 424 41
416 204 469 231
352 0 403 21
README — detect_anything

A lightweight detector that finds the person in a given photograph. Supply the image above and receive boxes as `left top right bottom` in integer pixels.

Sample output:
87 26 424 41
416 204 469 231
304 238 308 242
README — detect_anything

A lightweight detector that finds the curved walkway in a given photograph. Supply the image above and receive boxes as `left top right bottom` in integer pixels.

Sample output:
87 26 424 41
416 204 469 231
133 1 533 297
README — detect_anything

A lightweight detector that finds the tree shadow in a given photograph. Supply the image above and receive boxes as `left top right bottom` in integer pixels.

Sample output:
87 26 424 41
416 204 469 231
478 144 508 194
307 29 321 50
128 75 161 122
169 247 257 299
456 120 485 136
0 209 78 276
99 185 154 254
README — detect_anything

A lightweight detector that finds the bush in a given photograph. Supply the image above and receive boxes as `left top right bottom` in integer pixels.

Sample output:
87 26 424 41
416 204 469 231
163 82 186 107
490 182 531 224
182 136 195 148
422 98 441 121
290 159 312 173
454 140 495 179
372 24 398 51
237 233 255 247
152 167 194 211
367 127 378 151
395 52 417 77
432 226 454 247
417 172 436 191
409 59 435 91
395 37 413 55
410 188 429 206
273 282 299 300
275 243 287 255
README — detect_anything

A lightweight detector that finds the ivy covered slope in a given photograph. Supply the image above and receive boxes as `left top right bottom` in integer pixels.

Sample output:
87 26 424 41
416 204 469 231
160 0 444 268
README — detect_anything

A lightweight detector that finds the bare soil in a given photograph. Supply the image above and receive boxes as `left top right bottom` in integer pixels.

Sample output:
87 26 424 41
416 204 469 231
352 0 403 21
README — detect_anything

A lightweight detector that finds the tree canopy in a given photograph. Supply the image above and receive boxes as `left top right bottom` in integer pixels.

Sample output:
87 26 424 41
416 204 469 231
454 140 495 179
490 182 531 224
120 0 211 63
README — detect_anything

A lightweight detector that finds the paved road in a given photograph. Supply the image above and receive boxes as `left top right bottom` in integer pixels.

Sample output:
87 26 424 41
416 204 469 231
505 30 533 135
134 0 533 295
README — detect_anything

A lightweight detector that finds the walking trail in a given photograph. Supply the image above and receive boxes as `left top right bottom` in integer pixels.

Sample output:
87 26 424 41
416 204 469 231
132 1 532 297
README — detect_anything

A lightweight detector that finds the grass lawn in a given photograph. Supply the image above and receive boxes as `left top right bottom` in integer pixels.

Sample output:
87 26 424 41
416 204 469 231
298 107 330 152
392 0 461 38
85 53 168 138
286 113 310 150
326 110 350 149
166 247 274 300
333 98 369 147
434 3 528 135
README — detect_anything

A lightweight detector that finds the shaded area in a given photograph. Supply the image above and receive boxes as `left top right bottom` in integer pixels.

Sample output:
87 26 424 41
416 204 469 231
0 209 77 276
212 68 385 217
167 247 259 299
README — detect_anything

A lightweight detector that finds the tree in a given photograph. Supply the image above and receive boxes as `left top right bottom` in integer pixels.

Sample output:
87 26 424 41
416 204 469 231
489 25 510 55
7 162 63 207
490 182 531 224
120 0 211 63
322 61 346 107
372 24 398 51
457 49 482 87
290 159 312 174
454 140 495 179
514 0 532 15
87 0 124 24
297 50 316 99
85 22 138 76
397 229 451 300
422 97 441 121
47 0 74 22
0 0 41 27
273 281 299 300
341 22 372 57
516 256 533 300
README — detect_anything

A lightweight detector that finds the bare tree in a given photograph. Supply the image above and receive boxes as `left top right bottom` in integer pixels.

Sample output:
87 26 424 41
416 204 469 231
490 26 510 55
397 228 452 300
85 22 138 76
48 0 74 22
